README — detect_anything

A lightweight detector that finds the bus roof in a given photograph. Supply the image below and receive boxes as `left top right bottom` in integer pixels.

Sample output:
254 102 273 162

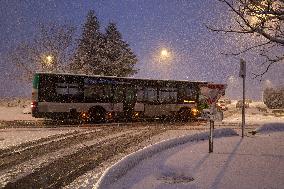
35 72 211 85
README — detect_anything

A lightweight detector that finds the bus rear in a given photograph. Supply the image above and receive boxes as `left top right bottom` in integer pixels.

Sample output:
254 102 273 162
31 73 40 117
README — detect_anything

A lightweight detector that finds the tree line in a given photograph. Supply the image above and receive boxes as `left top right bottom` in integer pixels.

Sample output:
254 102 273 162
263 87 284 109
7 10 138 82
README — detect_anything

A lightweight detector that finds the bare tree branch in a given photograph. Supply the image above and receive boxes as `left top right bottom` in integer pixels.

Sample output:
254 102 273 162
208 0 284 77
5 22 76 82
222 41 272 56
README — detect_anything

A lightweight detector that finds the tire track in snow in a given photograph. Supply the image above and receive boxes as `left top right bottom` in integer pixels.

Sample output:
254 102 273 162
0 129 139 188
3 128 166 188
0 127 124 171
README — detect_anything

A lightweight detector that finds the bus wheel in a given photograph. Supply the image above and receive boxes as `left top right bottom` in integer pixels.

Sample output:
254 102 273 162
89 108 106 123
178 108 190 122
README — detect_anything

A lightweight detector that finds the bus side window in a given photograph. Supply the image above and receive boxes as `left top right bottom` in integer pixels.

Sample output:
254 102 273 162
56 83 69 95
186 87 197 100
84 85 112 103
39 75 57 102
55 82 82 102
68 83 80 95
178 85 197 102
145 87 158 103
136 87 144 102
159 88 177 104
113 86 124 103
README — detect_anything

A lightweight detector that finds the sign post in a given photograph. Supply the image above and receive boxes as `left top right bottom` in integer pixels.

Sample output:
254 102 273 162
200 84 226 153
239 59 246 138
209 120 214 152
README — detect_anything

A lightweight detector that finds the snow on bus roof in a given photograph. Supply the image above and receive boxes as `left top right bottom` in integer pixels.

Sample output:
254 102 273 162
35 72 211 84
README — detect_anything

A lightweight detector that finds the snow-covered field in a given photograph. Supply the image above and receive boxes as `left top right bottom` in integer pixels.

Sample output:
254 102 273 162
0 98 33 121
0 106 35 121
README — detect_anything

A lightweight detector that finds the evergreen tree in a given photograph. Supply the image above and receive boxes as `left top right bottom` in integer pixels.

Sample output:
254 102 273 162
71 10 104 75
72 11 138 77
104 23 138 77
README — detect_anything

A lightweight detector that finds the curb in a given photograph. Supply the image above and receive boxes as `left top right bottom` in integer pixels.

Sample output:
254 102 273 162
94 128 238 189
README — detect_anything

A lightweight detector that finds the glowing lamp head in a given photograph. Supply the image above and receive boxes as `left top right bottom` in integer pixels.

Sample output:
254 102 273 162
161 49 169 57
44 55 54 66
46 55 53 62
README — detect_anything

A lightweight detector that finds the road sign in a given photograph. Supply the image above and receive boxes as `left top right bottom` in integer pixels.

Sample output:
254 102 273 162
201 108 223 121
200 83 226 121
200 84 226 105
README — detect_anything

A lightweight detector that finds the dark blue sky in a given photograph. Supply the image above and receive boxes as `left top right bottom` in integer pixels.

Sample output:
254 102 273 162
0 0 283 99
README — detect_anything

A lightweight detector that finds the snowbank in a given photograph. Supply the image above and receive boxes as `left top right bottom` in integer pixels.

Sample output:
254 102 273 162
255 122 284 134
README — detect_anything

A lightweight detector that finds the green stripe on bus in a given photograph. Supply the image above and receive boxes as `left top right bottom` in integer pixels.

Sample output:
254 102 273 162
33 74 40 89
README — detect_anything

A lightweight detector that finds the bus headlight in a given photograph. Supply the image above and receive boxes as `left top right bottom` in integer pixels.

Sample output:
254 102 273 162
106 112 113 119
191 108 199 116
80 112 89 120
133 112 140 118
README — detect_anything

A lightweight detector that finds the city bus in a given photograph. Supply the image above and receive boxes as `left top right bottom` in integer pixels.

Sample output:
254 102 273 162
31 72 210 122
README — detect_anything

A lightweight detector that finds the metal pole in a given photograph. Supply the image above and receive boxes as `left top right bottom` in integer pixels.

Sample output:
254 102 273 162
242 76 245 137
209 120 214 153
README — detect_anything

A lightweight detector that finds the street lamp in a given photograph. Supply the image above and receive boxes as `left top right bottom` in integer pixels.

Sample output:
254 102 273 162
45 55 54 65
161 49 169 57
41 54 55 72
160 48 171 60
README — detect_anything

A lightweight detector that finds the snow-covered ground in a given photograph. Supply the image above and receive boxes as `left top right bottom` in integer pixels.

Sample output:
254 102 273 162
0 98 33 121
92 102 284 189
95 124 284 189
0 100 283 188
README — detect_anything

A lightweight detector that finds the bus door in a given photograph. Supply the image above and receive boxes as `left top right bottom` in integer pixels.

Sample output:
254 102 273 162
123 86 137 118
143 87 160 117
